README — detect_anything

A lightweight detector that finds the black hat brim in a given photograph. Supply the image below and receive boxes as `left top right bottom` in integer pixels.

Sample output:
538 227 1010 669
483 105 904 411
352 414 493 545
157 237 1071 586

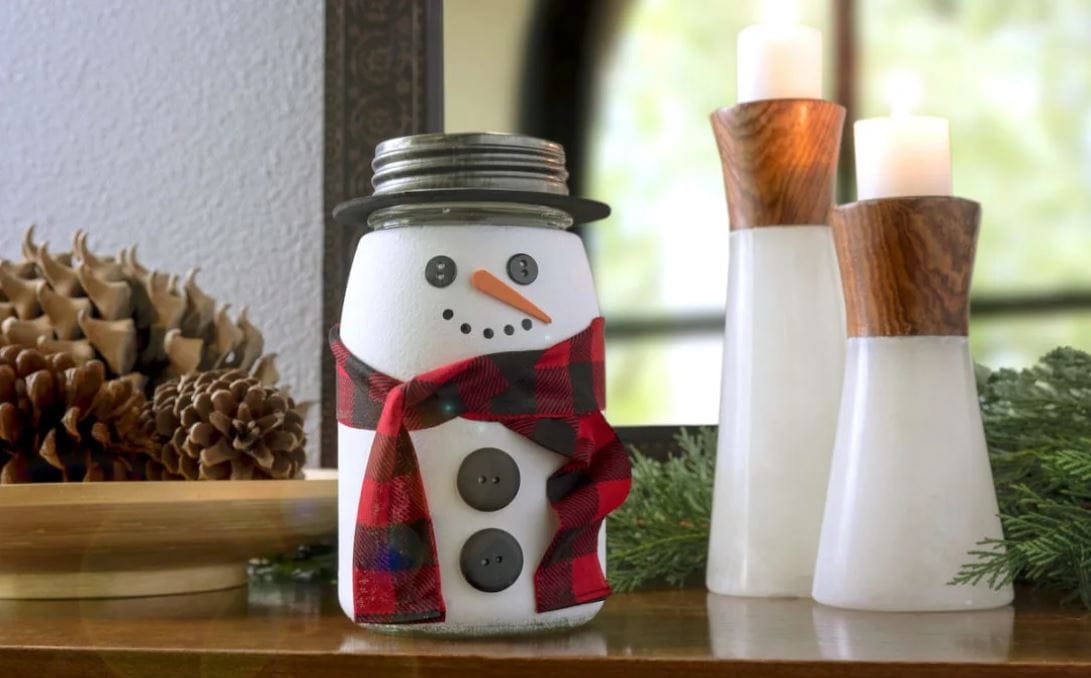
333 189 610 228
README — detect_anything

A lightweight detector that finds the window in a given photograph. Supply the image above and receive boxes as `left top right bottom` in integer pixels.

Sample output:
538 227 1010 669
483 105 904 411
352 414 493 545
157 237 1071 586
575 0 1091 423
860 0 1091 365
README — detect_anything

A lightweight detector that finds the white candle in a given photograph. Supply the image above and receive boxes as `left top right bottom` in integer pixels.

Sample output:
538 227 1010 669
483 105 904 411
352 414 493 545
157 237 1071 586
737 23 823 103
854 75 952 200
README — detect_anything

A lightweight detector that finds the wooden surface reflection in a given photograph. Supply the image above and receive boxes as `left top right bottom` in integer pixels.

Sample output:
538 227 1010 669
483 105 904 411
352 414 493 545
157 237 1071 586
0 584 1087 676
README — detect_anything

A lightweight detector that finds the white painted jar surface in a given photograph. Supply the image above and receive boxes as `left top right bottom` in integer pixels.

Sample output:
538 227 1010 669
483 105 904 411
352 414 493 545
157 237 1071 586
337 224 606 635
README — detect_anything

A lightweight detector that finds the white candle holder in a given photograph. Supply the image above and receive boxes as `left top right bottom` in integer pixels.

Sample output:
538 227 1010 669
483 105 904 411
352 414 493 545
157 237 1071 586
707 98 846 598
813 196 1013 611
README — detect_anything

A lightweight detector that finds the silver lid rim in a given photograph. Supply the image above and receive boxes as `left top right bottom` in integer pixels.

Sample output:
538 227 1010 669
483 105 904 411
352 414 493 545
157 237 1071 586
332 188 611 228
374 132 563 157
370 132 571 196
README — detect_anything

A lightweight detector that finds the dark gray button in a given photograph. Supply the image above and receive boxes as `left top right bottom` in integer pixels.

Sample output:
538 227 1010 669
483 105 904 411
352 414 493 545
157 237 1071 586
506 253 538 285
425 255 457 287
460 528 523 593
457 447 520 511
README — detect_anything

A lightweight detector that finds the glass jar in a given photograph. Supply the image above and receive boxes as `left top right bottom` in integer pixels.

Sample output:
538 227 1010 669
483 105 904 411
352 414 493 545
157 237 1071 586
332 133 616 636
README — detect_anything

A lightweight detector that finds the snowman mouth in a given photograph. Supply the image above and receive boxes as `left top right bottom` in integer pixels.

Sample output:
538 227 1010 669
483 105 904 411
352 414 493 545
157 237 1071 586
442 308 534 340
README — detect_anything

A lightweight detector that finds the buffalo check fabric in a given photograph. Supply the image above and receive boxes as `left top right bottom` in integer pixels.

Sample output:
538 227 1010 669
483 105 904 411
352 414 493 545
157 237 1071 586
329 317 631 624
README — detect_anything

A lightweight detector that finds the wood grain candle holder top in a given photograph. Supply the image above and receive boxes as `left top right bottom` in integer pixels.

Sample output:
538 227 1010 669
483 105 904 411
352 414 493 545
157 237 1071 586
710 98 845 230
831 196 981 337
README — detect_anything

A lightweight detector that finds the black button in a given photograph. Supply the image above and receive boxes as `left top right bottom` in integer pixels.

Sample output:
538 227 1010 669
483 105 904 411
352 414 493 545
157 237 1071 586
457 447 520 512
460 528 523 593
425 255 457 287
506 253 538 285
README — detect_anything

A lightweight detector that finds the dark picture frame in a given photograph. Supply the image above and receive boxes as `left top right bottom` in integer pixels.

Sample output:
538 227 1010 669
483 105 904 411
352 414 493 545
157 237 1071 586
320 0 444 466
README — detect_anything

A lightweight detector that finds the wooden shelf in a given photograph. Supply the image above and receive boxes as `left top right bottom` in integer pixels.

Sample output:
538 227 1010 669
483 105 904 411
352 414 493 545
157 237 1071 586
0 583 1088 676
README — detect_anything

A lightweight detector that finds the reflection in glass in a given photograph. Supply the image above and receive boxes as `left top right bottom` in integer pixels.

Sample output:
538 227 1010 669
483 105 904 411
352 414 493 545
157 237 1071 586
813 604 1014 662
706 593 821 660
339 624 607 657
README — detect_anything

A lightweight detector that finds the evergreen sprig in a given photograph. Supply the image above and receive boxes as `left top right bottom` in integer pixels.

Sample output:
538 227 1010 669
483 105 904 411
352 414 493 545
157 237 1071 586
950 347 1091 607
249 542 336 583
606 427 715 592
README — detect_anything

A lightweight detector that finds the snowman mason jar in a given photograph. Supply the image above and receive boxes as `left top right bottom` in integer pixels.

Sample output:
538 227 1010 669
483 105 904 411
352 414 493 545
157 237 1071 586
329 133 631 636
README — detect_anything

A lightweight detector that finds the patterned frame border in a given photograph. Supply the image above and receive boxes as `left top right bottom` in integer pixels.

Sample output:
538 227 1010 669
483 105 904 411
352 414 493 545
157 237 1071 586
321 0 443 466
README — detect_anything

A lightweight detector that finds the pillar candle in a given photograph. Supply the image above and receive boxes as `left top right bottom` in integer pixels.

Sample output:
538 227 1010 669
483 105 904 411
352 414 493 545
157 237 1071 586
854 113 951 200
737 23 823 103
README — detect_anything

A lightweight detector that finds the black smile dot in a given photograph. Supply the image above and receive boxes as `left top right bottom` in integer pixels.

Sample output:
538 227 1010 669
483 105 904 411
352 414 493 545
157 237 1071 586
522 319 533 331
442 309 454 320
504 325 514 336
460 323 472 334
483 328 494 339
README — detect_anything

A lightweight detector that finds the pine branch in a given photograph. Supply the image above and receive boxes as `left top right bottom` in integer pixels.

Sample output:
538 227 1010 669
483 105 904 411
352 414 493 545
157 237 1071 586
606 427 715 592
249 542 337 583
953 347 1091 608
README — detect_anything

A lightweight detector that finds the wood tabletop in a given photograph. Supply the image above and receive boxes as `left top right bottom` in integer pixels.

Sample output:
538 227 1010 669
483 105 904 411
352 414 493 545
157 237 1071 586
0 582 1088 677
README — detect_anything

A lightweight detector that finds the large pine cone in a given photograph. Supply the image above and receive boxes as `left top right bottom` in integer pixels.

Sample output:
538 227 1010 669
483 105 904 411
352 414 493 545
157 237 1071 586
148 369 306 480
0 226 278 391
0 346 154 483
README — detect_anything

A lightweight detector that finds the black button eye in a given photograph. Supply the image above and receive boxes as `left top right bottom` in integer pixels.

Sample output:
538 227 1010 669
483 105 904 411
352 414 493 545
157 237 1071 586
506 253 538 285
425 255 456 287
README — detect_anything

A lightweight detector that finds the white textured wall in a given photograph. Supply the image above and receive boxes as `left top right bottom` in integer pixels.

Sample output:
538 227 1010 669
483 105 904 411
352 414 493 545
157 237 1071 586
0 0 324 454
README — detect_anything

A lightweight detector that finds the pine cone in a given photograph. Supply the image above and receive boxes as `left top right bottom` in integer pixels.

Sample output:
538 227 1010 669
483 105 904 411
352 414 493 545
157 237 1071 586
0 346 153 483
148 369 306 480
0 226 279 390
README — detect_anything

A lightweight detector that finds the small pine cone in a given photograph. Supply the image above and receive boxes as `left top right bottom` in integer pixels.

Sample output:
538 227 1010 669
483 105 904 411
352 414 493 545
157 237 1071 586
145 379 201 480
148 369 306 480
0 345 153 483
130 399 181 481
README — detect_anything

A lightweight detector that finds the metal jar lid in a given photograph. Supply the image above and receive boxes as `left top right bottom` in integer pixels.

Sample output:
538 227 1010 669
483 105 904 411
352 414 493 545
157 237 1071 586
332 132 610 228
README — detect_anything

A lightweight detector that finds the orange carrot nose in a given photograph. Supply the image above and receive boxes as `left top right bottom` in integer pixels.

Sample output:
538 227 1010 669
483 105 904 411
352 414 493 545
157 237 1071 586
470 269 552 324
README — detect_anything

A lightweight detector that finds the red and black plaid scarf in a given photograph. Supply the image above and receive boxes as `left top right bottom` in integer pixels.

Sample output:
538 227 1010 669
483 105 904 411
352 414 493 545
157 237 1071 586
329 317 631 624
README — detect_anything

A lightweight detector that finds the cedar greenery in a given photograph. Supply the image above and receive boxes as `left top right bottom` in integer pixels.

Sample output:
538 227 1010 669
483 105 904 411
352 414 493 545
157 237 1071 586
606 427 715 592
250 542 336 583
950 348 1091 607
